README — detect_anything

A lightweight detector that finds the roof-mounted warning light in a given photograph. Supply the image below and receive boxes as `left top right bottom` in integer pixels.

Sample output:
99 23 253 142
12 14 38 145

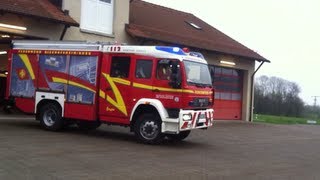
189 52 205 59
182 47 190 53
183 47 205 59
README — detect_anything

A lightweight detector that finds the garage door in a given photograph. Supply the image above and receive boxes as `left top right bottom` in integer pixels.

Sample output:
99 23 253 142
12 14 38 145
209 66 243 120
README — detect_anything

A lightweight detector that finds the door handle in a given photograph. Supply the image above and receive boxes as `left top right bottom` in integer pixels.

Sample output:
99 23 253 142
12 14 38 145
106 87 112 91
152 89 160 92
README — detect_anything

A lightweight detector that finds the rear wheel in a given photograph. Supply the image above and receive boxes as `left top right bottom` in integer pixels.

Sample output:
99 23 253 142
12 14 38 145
134 113 164 144
39 103 63 131
167 130 191 141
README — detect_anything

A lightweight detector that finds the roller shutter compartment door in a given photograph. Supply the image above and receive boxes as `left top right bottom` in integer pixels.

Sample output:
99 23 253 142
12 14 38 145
210 66 243 120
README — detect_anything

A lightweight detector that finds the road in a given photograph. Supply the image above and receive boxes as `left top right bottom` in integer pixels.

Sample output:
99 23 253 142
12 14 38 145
1 113 320 180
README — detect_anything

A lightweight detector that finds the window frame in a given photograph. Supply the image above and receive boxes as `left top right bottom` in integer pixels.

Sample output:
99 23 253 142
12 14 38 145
80 0 114 36
110 56 131 78
135 59 153 79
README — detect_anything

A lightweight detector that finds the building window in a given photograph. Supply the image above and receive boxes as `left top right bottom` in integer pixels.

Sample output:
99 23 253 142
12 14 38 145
80 0 114 35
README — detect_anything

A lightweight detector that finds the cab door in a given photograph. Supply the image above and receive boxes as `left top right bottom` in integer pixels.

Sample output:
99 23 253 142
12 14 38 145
131 55 155 101
153 59 182 110
99 53 132 124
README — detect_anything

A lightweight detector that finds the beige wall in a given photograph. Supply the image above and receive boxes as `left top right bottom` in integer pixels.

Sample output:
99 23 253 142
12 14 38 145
62 0 130 43
202 51 255 121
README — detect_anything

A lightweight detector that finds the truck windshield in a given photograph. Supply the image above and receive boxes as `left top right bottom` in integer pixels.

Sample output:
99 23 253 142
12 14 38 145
184 60 212 88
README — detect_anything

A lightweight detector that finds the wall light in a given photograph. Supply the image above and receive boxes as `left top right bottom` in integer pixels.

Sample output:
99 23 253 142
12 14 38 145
1 35 10 38
0 23 27 31
4 71 8 75
0 51 7 55
220 60 236 66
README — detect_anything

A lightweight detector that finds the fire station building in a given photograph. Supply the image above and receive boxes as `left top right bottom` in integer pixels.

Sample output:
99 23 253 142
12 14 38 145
0 0 269 121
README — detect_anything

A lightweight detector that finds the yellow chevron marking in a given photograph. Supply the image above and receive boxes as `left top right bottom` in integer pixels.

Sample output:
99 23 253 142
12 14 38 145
101 73 211 116
102 73 128 116
52 77 95 93
133 83 153 90
111 77 131 86
133 82 210 95
19 54 35 80
99 89 105 99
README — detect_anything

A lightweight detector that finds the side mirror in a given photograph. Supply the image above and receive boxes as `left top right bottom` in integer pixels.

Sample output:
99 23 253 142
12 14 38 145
171 61 179 74
168 61 181 89
169 74 181 89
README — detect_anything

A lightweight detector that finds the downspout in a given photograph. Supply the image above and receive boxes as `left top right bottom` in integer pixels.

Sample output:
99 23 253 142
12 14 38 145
60 10 71 40
249 61 265 122
60 25 69 40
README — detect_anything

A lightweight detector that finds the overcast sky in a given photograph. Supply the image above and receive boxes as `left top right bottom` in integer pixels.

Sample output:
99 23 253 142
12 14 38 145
144 0 320 105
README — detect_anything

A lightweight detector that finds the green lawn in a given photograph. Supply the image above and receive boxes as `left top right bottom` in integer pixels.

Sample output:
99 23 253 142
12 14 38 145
253 114 320 125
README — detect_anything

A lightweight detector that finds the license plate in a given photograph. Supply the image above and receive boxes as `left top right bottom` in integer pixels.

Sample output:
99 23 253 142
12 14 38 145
198 113 206 123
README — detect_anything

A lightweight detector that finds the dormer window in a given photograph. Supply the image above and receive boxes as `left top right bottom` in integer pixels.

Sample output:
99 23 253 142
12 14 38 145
186 21 202 30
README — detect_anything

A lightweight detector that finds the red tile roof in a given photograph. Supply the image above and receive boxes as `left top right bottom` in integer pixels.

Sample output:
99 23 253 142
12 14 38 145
127 0 269 62
0 0 78 26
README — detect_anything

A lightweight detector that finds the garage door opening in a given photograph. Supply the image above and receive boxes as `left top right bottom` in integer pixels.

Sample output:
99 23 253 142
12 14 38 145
0 32 46 104
209 65 243 120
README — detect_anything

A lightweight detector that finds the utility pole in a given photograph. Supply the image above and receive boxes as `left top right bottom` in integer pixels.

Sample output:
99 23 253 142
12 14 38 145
311 96 320 107
311 96 320 119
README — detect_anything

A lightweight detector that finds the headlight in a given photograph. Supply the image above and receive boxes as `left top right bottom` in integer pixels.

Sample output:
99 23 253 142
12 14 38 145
182 114 192 121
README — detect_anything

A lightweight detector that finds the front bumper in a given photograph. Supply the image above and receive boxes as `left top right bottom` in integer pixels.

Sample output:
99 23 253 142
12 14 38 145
161 108 214 133
179 109 214 131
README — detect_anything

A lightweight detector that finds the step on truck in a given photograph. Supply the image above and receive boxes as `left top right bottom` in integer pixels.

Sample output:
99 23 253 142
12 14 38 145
5 40 214 144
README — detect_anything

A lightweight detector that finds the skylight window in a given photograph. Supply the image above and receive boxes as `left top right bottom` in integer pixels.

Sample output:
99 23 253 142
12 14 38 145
186 21 202 30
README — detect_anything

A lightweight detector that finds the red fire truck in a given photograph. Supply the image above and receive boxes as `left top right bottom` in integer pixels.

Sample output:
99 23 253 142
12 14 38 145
5 40 214 144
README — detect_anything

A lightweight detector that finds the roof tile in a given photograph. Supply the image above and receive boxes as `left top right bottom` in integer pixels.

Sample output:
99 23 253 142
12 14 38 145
127 0 269 62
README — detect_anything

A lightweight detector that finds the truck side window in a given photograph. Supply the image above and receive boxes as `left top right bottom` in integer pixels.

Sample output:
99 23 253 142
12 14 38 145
157 62 172 80
135 60 152 79
110 56 130 78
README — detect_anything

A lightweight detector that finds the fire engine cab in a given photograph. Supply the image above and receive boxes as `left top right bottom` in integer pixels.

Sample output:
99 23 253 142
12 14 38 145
5 40 214 144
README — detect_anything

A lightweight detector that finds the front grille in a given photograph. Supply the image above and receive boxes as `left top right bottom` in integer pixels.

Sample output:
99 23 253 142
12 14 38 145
189 98 210 108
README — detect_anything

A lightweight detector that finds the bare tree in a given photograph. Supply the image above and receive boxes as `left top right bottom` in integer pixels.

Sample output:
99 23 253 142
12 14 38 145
254 76 304 117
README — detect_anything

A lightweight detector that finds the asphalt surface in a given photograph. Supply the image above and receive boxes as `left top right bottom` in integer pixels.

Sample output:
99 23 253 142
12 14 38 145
1 111 320 180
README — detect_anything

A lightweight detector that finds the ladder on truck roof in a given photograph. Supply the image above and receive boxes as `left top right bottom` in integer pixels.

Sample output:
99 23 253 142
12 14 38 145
11 40 118 51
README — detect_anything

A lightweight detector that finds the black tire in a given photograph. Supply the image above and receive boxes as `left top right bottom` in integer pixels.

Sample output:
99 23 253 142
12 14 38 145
3 106 12 114
167 130 191 141
77 121 101 131
134 113 164 144
39 103 63 131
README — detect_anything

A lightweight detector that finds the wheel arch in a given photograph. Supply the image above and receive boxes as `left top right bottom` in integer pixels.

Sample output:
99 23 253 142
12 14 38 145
35 91 65 118
130 98 168 131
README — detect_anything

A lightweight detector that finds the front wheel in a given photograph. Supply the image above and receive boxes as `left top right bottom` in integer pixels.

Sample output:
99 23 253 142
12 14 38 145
134 113 164 144
167 130 191 141
39 103 63 131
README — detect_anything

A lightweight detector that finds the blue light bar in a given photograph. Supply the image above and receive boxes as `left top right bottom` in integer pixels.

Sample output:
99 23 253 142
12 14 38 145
189 52 205 59
155 46 186 55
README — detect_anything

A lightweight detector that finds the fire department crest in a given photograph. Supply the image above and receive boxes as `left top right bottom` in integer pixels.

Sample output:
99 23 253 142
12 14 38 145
17 68 29 80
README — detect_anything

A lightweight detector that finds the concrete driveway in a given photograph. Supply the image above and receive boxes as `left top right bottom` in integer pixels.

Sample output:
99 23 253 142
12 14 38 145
0 112 320 180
